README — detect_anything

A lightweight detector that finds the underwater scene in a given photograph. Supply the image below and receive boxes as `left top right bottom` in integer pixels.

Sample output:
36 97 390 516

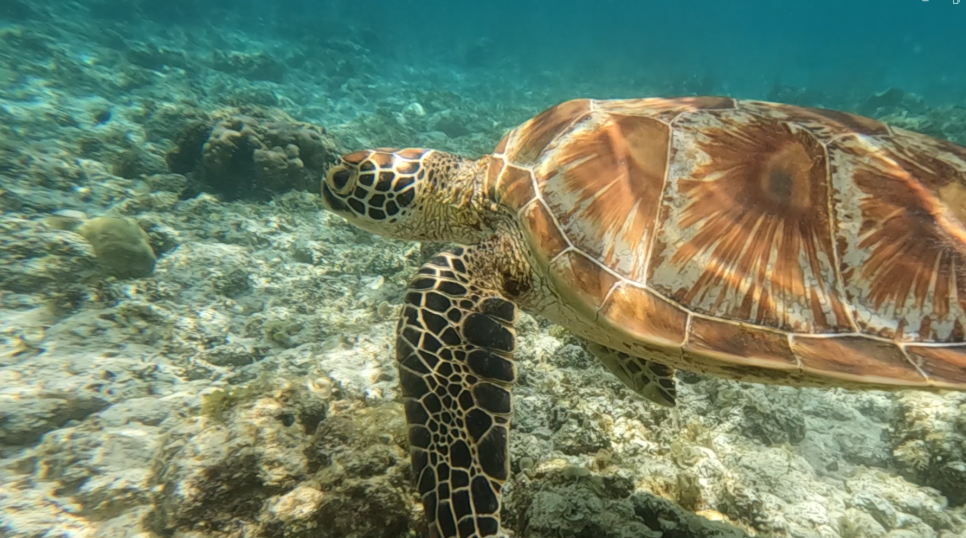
2 0 966 537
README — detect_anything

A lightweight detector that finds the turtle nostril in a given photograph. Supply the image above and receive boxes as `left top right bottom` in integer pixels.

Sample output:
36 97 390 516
332 168 352 191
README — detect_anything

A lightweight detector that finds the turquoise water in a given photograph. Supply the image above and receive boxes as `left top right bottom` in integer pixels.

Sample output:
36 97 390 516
1 1 965 537
104 0 966 102
333 0 966 103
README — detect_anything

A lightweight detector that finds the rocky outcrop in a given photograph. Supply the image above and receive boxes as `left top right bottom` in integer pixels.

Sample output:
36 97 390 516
166 108 343 201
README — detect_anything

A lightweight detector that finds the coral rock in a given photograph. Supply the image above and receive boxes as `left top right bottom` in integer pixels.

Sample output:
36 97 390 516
166 108 342 200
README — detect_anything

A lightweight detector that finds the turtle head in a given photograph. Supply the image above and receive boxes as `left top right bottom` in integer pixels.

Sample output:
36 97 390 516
322 148 492 242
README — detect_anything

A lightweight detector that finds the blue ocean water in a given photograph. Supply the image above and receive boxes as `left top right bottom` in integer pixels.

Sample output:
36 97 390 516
44 0 966 101
2 1 966 537
116 0 965 102
331 0 966 102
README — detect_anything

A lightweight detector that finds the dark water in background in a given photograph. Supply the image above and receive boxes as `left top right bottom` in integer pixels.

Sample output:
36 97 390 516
94 0 966 105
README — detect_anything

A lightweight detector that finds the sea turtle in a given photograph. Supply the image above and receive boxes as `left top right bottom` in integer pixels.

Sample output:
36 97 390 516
320 96 966 538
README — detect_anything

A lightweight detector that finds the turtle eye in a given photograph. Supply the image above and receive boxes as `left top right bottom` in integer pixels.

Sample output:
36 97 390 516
326 164 356 195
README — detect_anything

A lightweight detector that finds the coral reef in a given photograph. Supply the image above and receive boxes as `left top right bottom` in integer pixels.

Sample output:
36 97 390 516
891 392 966 506
0 215 100 318
878 105 966 147
111 147 168 179
166 108 343 200
503 458 752 538
149 378 418 538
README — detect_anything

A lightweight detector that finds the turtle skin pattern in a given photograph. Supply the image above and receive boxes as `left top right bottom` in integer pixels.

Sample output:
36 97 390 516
397 248 517 538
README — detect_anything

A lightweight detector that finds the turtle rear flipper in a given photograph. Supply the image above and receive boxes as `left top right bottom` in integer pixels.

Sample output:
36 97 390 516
397 246 518 538
584 341 677 407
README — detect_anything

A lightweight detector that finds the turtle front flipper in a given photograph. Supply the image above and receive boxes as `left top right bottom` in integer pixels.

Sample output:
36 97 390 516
397 247 518 538
583 341 677 407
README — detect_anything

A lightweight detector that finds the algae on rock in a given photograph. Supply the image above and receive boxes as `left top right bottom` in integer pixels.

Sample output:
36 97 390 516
77 216 156 278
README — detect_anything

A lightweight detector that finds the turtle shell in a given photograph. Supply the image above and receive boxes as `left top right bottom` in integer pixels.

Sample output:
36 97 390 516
486 97 966 390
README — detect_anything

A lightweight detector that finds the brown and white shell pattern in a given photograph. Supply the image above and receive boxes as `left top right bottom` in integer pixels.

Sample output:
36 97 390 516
485 97 966 390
